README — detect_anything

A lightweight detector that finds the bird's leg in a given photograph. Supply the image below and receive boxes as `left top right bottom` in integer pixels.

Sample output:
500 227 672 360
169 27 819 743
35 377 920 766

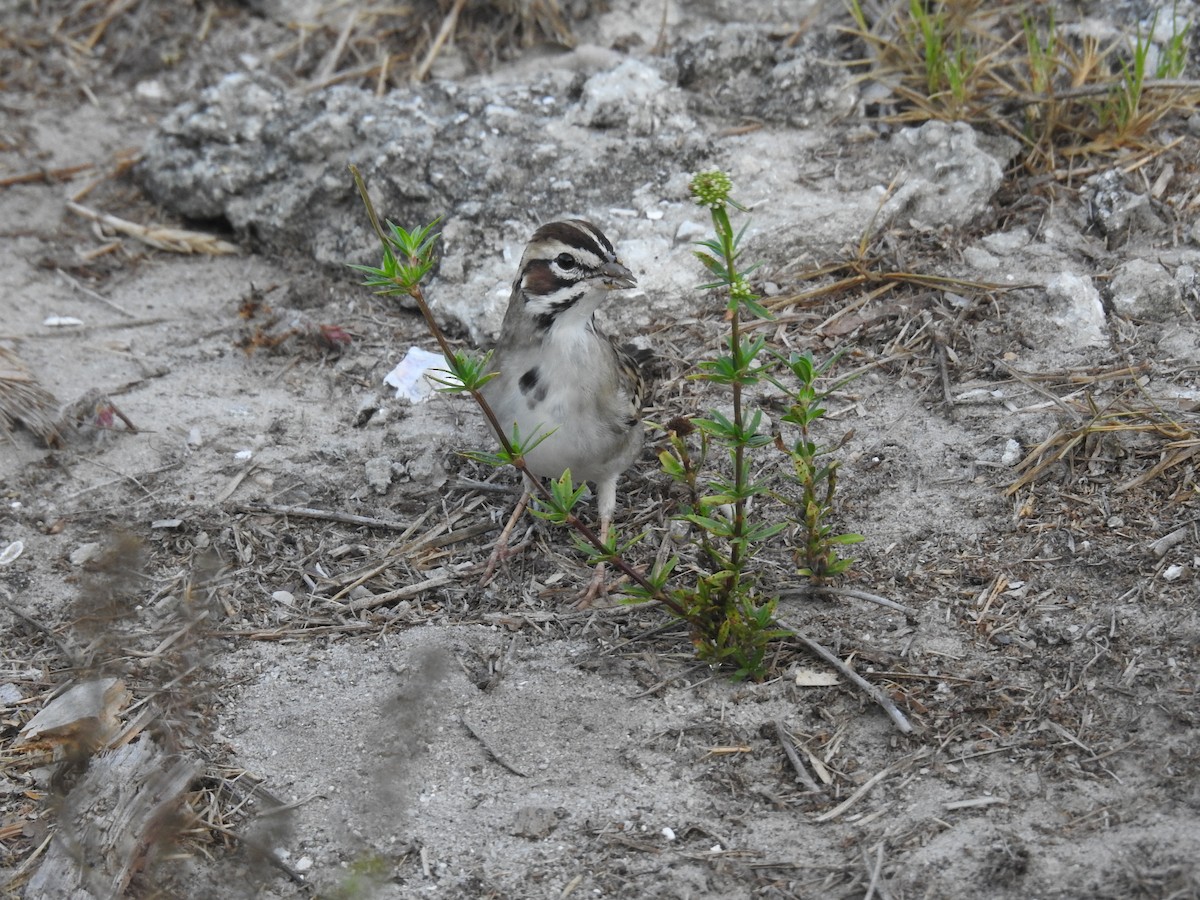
579 477 617 606
479 487 531 587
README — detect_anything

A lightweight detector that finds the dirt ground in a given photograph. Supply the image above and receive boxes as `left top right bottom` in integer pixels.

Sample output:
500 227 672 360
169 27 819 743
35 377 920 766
2 1 1200 898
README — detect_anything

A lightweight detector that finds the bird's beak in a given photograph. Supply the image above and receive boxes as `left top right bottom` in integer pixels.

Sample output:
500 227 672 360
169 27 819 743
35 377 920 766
598 260 637 290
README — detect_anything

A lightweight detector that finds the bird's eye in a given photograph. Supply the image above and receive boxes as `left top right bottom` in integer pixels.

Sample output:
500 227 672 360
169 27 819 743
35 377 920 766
554 253 576 269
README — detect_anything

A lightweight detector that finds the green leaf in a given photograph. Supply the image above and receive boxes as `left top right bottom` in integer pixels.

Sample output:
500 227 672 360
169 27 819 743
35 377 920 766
830 533 864 545
461 450 510 468
739 295 774 321
658 450 686 479
745 521 788 542
684 513 733 537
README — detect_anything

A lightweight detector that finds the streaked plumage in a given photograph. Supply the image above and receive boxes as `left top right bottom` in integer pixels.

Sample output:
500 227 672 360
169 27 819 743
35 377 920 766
481 219 647 591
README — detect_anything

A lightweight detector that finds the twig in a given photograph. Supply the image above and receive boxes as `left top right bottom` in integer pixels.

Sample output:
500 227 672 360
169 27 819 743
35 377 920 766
943 796 1007 811
217 622 386 640
345 573 455 611
62 461 183 501
412 0 467 82
813 749 931 822
460 715 528 776
1148 522 1195 558
1010 78 1200 105
779 585 916 619
775 616 913 734
54 268 136 318
213 463 258 505
0 163 94 188
236 502 411 531
773 720 824 795
863 842 886 900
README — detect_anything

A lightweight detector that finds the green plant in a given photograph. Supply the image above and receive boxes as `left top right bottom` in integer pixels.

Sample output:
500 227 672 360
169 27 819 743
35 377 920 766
843 0 1200 173
769 351 863 579
1102 9 1192 138
653 170 788 678
906 0 976 113
651 172 862 677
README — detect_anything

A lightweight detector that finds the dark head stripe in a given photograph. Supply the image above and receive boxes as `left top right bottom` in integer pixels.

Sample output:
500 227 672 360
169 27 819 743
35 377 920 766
530 220 615 260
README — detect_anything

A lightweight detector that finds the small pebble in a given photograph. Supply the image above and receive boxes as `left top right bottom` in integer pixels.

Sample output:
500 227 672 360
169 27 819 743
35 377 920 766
0 541 23 566
70 542 101 566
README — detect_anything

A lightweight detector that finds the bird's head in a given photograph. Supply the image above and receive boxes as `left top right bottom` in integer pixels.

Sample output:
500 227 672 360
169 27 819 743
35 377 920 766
515 219 636 331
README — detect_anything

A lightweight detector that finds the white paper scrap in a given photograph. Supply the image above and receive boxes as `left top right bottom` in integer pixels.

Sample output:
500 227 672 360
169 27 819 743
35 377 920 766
384 346 455 402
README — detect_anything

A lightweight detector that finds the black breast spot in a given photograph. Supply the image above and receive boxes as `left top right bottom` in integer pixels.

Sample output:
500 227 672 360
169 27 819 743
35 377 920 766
519 367 547 407
519 367 540 395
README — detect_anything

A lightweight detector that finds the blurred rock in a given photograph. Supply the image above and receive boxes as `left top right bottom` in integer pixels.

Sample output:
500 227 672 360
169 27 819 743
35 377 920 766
883 121 1018 230
364 456 393 495
1109 259 1183 321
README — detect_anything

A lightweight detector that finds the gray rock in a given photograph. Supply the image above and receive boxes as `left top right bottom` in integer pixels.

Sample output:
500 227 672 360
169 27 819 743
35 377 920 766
674 25 836 125
883 121 1017 230
364 456 393 495
1083 169 1164 239
136 61 712 338
574 58 679 135
1109 259 1183 321
137 62 708 260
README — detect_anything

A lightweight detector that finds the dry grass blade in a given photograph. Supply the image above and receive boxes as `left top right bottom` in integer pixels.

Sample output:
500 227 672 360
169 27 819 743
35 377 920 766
1116 439 1200 494
0 347 62 446
1008 389 1195 496
275 0 577 91
412 0 467 82
66 201 240 255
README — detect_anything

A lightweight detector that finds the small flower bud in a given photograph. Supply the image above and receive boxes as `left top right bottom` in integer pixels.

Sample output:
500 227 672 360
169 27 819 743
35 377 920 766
730 277 754 302
689 170 733 209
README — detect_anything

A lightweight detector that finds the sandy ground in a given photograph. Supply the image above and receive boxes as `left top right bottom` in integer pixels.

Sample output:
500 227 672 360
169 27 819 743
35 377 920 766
2 1 1200 898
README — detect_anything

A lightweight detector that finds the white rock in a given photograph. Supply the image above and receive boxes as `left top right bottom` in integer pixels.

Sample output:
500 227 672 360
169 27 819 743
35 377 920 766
883 122 1016 229
1045 272 1107 348
0 541 23 566
981 227 1031 254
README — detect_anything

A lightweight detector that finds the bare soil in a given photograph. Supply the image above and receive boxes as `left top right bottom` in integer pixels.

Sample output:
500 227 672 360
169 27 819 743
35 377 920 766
2 2 1199 899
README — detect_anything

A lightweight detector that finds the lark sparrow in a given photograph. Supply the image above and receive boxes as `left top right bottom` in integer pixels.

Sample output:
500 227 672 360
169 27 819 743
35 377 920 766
480 219 647 597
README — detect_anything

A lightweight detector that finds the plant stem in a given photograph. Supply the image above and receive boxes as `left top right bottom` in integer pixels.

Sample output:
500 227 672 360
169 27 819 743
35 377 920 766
717 206 747 585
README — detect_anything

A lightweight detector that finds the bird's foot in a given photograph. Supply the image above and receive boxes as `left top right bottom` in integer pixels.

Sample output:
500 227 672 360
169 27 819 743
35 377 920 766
479 490 531 587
